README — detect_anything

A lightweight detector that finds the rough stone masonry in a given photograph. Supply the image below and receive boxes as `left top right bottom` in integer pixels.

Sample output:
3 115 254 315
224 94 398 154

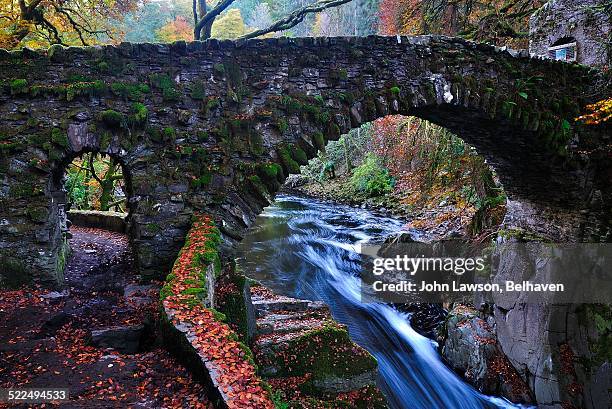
0 35 611 408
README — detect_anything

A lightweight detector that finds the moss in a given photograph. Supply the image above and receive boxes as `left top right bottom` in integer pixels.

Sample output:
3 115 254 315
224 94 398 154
10 183 37 199
129 103 148 127
66 81 105 101
146 223 162 234
98 110 125 128
312 107 329 124
191 172 212 189
278 146 301 174
181 287 206 296
248 175 270 199
159 283 175 301
197 131 209 142
327 123 341 140
281 95 303 113
96 61 110 72
0 141 23 152
163 127 176 141
312 131 325 151
51 128 68 148
260 323 377 381
27 206 48 223
149 73 180 102
276 119 289 134
250 132 265 156
291 145 308 165
204 97 220 113
10 79 28 95
163 87 181 101
218 272 251 343
189 80 206 100
0 254 31 288
257 162 283 183
213 63 225 76
99 132 112 151
111 82 150 101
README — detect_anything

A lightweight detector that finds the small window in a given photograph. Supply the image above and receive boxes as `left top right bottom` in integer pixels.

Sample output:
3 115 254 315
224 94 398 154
548 37 577 62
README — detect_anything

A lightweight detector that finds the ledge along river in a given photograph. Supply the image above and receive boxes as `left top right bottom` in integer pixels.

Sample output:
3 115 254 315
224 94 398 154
237 194 529 409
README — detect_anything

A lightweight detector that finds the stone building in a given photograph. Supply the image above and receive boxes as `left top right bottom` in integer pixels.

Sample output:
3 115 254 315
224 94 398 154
529 0 610 66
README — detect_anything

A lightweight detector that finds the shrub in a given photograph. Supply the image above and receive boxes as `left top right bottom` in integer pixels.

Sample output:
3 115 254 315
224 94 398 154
350 153 394 197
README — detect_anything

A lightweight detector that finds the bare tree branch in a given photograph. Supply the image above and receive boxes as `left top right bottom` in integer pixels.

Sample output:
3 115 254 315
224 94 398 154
240 0 354 40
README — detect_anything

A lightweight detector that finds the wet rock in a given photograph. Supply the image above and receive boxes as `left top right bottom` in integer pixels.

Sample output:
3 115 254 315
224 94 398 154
442 305 534 404
395 303 447 339
90 324 145 354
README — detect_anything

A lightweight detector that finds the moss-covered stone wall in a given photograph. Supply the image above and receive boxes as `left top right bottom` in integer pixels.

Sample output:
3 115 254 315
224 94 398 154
0 36 610 288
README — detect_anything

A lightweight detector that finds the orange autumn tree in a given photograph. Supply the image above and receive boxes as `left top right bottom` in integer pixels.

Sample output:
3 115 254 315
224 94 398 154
156 15 193 42
0 0 139 50
378 0 543 48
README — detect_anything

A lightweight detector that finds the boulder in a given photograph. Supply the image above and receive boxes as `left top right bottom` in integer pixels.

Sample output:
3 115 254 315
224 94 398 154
442 305 534 404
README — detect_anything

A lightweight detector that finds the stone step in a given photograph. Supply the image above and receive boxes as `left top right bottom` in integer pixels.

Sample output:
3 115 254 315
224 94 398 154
256 312 327 335
252 296 327 316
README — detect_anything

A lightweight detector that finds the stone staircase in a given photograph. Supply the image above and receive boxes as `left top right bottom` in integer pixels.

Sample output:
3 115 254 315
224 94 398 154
249 286 387 407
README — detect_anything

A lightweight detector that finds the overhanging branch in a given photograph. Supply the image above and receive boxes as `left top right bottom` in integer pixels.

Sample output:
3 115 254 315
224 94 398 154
240 0 354 40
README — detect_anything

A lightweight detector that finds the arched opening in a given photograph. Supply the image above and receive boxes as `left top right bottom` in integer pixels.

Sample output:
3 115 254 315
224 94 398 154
48 150 136 286
286 115 507 239
236 114 514 407
65 153 129 213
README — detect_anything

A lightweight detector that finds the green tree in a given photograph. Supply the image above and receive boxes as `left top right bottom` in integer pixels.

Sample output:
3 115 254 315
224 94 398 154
211 8 248 39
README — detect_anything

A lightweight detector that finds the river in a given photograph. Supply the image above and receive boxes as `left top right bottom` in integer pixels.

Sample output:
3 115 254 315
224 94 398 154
237 194 528 409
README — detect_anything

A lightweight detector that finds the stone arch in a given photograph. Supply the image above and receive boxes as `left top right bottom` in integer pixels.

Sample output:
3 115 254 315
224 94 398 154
0 35 609 288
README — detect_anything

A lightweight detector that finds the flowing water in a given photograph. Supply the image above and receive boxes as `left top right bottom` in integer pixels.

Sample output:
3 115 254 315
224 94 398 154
237 194 528 409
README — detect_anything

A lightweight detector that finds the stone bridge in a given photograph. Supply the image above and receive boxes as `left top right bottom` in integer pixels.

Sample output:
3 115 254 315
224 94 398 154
0 35 610 287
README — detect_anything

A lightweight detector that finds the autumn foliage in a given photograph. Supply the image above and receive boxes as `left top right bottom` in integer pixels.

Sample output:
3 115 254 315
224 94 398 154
157 16 194 43
378 0 541 48
162 214 274 408
575 98 612 125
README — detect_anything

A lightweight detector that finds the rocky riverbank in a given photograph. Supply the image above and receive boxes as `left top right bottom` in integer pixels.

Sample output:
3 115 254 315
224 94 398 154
284 174 496 240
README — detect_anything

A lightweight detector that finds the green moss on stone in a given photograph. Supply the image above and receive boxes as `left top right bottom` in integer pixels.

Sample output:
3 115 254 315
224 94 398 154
191 172 212 189
261 323 377 382
149 73 180 102
51 128 68 148
66 81 106 101
276 119 289 134
98 110 125 128
292 146 308 165
129 103 148 127
278 146 301 174
111 82 150 101
10 79 28 95
189 80 206 100
312 131 325 151
213 63 225 76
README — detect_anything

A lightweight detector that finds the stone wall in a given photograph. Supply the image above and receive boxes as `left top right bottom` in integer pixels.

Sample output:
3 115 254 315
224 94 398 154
529 0 611 66
0 36 611 407
68 210 127 233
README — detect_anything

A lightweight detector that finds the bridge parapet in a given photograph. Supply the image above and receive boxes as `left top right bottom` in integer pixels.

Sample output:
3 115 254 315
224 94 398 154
0 35 609 286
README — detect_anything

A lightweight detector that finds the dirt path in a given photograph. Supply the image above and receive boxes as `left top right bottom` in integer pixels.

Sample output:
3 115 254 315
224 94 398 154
0 227 211 408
